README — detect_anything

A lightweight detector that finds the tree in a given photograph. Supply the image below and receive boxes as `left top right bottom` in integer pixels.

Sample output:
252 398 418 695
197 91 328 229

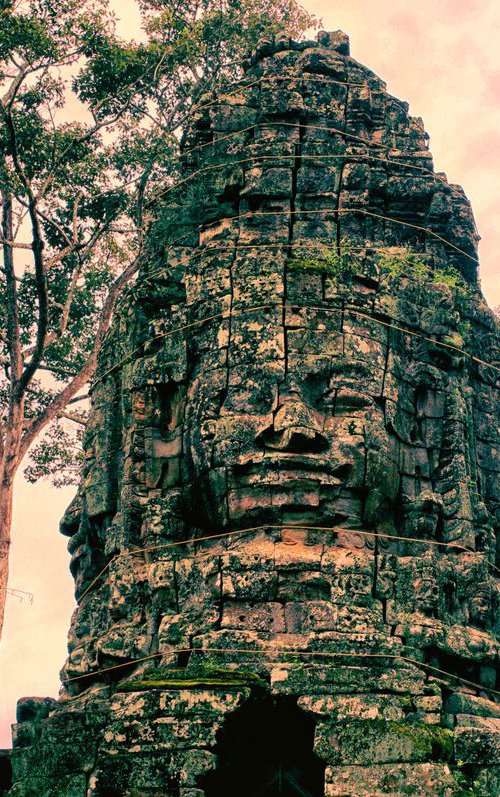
0 0 316 638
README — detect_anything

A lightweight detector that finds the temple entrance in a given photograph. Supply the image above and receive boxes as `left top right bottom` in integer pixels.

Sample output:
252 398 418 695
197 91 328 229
0 753 12 797
201 696 325 797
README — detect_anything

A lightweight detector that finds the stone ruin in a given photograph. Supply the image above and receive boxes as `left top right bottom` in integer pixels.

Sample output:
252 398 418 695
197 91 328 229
2 29 500 797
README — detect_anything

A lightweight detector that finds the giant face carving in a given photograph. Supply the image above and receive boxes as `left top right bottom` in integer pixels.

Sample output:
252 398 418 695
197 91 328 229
183 300 400 533
139 257 498 558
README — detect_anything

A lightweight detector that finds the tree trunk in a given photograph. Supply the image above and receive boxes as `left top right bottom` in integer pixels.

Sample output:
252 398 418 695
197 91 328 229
0 466 15 641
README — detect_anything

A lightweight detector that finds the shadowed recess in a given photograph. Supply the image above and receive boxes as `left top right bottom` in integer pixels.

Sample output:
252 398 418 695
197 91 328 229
201 696 325 797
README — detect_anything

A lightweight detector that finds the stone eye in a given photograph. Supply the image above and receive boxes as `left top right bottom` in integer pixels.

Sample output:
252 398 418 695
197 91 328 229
333 388 374 413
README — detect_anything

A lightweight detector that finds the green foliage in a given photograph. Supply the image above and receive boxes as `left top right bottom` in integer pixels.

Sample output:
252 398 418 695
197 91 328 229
377 247 471 298
377 248 474 348
24 421 84 486
377 248 429 282
432 267 470 297
77 0 317 121
0 0 318 495
289 241 356 280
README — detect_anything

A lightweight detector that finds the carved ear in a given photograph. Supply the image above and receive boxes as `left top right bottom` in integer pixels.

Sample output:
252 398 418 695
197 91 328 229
144 381 187 491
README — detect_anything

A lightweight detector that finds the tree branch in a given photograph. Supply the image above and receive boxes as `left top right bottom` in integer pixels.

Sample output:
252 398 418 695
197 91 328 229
67 393 89 405
2 108 49 399
2 63 29 110
58 411 86 426
19 254 141 460
1 190 22 386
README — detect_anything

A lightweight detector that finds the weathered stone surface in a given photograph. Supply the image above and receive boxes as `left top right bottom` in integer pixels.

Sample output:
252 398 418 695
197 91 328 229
455 725 500 764
270 663 427 695
448 692 500 722
324 763 458 796
314 719 454 766
7 28 500 797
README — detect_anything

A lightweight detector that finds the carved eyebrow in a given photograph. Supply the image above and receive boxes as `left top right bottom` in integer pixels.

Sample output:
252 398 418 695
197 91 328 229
329 358 371 377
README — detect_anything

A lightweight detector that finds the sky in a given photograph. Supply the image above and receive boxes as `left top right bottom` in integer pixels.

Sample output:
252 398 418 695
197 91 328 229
1 0 500 748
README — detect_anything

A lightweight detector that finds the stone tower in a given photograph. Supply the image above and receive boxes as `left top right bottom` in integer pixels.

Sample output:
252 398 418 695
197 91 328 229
3 30 500 797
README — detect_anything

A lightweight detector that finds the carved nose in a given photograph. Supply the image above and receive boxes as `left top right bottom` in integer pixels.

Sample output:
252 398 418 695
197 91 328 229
256 397 328 452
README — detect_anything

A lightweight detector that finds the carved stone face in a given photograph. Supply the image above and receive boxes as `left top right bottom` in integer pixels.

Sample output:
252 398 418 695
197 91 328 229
184 309 399 531
134 264 500 558
468 590 491 629
413 574 440 616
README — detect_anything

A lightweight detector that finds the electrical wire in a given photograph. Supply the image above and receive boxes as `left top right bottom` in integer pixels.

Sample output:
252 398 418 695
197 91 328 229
77 522 499 606
61 645 500 702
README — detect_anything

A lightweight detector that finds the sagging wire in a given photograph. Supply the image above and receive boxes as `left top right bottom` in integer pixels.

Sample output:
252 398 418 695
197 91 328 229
91 297 498 392
60 645 500 703
77 522 499 607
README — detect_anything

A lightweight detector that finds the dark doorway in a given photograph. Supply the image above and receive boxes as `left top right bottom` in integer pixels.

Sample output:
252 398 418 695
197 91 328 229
0 751 12 796
201 696 325 797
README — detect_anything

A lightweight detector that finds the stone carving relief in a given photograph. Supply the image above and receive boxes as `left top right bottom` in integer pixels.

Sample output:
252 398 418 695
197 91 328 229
5 30 500 797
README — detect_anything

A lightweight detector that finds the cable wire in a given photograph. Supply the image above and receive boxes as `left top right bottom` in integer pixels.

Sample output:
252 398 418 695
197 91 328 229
92 297 499 391
61 645 500 702
77 522 499 606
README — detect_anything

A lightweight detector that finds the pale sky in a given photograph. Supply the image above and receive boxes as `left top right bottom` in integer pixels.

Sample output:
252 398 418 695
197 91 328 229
1 0 500 748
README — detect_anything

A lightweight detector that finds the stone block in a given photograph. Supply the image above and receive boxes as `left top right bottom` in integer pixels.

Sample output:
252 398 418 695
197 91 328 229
444 692 500 719
455 725 500 764
298 694 406 721
241 166 293 197
16 697 58 724
455 714 500 730
270 664 426 695
221 601 286 632
284 601 386 634
315 720 454 766
324 762 457 796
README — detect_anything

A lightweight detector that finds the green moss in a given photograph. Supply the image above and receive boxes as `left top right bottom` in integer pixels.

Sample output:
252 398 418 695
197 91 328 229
288 240 356 280
377 248 471 300
377 248 429 281
388 721 454 761
431 267 469 297
451 761 484 796
117 665 268 692
423 725 454 760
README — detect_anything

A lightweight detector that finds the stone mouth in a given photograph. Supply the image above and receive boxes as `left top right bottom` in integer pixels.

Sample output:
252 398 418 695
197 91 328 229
232 454 352 486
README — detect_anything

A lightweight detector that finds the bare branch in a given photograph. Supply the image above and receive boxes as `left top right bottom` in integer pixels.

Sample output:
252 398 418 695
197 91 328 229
1 64 29 110
67 393 89 405
1 190 22 385
56 256 83 338
12 202 29 239
72 192 83 244
19 254 141 460
58 411 86 426
0 238 32 250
